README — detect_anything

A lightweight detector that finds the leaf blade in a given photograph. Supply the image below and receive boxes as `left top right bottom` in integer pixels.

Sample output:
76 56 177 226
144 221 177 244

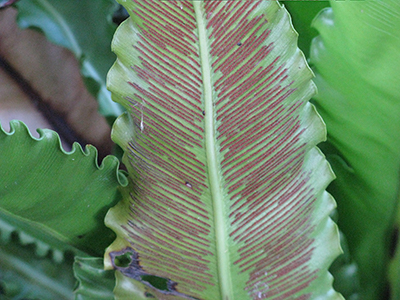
106 1 342 299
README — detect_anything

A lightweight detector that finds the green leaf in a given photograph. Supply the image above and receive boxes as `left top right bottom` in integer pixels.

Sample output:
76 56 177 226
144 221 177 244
0 238 75 300
0 120 127 256
281 0 329 56
310 1 400 299
105 1 342 299
73 257 115 300
389 205 400 299
14 0 124 118
0 210 79 263
329 232 360 300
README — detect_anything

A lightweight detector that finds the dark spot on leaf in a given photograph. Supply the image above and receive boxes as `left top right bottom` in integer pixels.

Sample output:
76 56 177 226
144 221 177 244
202 110 205 116
77 234 85 239
114 251 133 268
237 42 242 46
389 226 399 258
145 292 156 298
110 247 138 271
109 247 199 299
141 275 169 291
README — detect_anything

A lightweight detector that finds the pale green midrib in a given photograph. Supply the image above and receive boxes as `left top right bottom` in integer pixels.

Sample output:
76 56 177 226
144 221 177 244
194 3 233 300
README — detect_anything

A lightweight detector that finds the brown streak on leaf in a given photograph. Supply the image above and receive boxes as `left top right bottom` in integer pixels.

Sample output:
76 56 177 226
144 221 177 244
110 247 200 299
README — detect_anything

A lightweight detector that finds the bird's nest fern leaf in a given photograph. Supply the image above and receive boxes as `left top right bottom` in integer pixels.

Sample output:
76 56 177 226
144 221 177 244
105 1 342 299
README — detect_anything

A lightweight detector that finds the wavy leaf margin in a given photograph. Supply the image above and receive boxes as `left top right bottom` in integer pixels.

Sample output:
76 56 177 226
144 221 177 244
105 1 342 299
0 120 127 256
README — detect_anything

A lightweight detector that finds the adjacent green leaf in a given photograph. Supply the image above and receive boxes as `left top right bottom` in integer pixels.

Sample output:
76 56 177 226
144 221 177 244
14 0 124 118
310 1 400 299
73 257 115 300
329 232 360 300
105 1 342 299
0 210 79 263
0 120 127 256
389 205 400 300
0 238 75 300
281 1 329 56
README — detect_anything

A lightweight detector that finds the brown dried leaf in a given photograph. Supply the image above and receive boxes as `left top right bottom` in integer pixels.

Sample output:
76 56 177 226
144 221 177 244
0 7 112 157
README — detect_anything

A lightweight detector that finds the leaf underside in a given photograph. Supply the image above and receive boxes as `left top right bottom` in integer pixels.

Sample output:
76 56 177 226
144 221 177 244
105 1 341 299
